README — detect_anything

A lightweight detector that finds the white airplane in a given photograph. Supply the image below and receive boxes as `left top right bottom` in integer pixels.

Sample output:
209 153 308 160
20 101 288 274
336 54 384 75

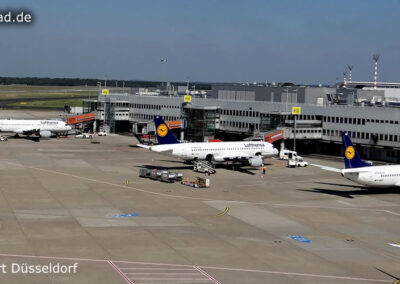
312 132 400 188
138 116 279 167
0 119 72 138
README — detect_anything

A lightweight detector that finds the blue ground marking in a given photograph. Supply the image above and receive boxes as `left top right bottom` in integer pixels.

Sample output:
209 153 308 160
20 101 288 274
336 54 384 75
112 213 140 218
288 235 311 243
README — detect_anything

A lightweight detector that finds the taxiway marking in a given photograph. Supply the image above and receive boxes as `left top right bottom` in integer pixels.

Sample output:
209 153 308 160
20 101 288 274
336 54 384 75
194 266 221 284
271 203 400 217
215 207 229 217
108 261 134 284
0 252 391 283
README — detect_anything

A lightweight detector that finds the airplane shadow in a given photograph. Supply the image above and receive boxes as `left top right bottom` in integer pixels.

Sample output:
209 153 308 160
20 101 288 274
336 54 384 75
135 164 193 171
158 159 188 164
214 164 257 175
7 136 40 142
315 182 367 189
136 161 260 175
298 187 400 199
129 144 148 148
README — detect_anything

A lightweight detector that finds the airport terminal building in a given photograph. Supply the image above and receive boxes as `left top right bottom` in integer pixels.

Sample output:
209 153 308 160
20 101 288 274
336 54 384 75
84 82 400 163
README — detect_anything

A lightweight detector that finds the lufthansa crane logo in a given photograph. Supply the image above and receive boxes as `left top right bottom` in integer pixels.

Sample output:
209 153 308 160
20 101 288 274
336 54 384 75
345 146 355 159
157 124 168 137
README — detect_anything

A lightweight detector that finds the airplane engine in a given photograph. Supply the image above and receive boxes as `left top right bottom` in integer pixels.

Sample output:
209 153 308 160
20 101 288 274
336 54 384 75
213 156 225 162
39 130 52 138
248 156 263 167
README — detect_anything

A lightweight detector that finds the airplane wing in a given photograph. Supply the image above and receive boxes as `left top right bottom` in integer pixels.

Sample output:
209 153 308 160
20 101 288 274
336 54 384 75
310 164 341 173
136 144 151 150
14 128 38 135
215 153 253 161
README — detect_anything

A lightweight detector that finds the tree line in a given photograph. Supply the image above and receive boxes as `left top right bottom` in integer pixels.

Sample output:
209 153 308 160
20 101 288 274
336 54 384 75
0 77 211 89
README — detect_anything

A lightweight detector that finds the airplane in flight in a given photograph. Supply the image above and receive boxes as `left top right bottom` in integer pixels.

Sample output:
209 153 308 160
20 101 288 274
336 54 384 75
0 119 72 138
312 131 400 188
138 116 279 167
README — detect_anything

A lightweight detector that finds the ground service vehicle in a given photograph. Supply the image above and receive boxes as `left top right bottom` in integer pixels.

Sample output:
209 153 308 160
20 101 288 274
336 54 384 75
181 177 210 188
98 130 107 136
139 168 152 178
288 156 308 168
160 171 177 183
75 133 92 139
280 150 298 160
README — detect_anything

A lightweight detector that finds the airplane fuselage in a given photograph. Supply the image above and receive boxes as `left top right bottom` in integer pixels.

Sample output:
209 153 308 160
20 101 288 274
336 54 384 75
0 120 71 135
342 165 400 188
149 141 278 161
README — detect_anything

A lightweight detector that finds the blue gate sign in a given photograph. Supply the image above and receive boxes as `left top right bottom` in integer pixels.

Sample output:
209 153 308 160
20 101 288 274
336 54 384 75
288 235 310 243
112 213 140 218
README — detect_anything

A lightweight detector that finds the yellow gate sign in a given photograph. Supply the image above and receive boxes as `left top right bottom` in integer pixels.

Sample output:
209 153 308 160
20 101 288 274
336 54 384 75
292 106 301 115
184 95 192 102
102 89 109 95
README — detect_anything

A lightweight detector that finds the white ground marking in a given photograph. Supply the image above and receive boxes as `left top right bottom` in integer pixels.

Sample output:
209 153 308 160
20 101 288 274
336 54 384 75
271 203 400 217
194 266 221 284
0 253 391 283
337 200 355 207
108 261 134 284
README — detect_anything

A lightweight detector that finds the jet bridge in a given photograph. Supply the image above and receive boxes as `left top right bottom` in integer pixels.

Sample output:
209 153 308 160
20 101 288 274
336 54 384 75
66 113 96 125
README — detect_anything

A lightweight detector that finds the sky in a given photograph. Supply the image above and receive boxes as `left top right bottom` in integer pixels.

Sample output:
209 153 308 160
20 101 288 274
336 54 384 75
0 0 399 84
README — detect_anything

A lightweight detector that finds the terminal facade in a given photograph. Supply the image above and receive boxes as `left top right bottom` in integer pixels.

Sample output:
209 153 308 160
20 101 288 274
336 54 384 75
84 83 400 163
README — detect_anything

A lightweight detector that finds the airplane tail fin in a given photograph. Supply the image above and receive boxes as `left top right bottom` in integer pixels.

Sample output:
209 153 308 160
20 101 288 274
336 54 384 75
154 116 179 145
340 131 371 169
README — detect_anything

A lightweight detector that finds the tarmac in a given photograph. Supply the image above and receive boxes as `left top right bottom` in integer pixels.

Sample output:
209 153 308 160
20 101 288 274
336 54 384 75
0 125 399 283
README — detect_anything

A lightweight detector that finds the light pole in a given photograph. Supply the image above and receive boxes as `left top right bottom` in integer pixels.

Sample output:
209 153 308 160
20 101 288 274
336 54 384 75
283 88 299 152
293 114 297 152
292 89 298 152
161 58 167 87
283 88 289 113
97 81 101 96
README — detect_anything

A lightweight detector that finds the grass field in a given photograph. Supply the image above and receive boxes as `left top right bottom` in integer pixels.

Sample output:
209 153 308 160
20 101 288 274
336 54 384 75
11 98 84 108
0 85 98 100
0 85 127 99
0 85 126 109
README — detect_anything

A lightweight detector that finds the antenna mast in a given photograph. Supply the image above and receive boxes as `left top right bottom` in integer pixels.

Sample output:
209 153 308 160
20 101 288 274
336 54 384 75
373 54 380 89
347 65 353 82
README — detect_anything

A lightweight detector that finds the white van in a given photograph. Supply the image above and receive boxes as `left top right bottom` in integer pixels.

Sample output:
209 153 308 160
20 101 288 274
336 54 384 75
279 150 298 160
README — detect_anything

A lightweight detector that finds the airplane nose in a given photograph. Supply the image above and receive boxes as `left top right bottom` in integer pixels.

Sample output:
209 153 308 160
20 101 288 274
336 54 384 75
273 148 279 155
67 126 72 130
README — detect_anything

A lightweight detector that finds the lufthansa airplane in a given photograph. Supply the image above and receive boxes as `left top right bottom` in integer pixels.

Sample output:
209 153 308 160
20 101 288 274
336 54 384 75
0 119 72 138
313 132 400 188
138 116 279 166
